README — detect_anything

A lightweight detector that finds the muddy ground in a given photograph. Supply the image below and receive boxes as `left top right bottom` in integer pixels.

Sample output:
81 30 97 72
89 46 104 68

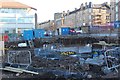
0 49 120 80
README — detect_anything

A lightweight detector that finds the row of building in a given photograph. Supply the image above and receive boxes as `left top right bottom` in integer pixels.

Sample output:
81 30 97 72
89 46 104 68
110 0 120 27
0 0 120 35
38 1 120 32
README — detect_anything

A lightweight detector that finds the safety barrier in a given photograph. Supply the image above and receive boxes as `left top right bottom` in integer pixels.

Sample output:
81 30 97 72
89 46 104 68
7 50 32 68
103 47 120 74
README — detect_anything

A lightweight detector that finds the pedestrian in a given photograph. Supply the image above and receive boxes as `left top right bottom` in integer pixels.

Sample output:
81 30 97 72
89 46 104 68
3 33 9 42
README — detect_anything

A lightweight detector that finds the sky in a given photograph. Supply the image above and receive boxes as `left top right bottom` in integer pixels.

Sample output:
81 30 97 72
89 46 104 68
17 0 110 23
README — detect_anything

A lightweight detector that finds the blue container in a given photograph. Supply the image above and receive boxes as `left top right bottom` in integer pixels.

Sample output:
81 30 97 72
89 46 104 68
60 27 70 35
33 29 45 38
23 30 34 40
114 21 120 28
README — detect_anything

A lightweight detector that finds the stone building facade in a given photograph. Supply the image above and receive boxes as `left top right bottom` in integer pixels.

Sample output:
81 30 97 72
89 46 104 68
55 2 110 29
38 2 110 31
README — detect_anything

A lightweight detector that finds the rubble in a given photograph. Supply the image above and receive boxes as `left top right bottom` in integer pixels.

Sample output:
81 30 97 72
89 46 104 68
1 45 120 79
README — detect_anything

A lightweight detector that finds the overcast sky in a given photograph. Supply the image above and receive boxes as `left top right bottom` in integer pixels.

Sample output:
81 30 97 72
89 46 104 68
17 0 110 22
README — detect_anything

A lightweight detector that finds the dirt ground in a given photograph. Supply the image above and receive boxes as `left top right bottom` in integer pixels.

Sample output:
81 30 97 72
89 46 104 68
0 49 120 80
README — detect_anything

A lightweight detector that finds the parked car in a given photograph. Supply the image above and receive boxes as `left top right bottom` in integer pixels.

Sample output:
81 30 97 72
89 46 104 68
75 30 83 34
69 28 76 35
44 30 53 36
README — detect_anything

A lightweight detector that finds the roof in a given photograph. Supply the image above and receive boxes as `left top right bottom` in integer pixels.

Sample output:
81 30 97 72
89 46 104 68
67 2 110 16
0 0 37 10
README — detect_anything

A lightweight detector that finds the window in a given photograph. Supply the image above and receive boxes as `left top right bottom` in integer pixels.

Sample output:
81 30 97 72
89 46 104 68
89 15 91 19
0 8 27 13
89 9 91 13
0 18 16 23
116 5 118 12
112 7 114 10
99 9 101 13
116 0 119 3
103 8 106 10
116 13 118 21
0 17 34 23
91 15 95 19
106 16 109 20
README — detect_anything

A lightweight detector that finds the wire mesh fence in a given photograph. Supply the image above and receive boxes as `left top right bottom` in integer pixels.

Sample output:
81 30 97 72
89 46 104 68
7 50 32 68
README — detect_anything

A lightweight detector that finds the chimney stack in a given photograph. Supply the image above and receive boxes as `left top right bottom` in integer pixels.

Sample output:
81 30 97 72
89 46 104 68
67 10 69 15
75 8 77 10
80 3 84 10
89 2 92 8
62 11 66 17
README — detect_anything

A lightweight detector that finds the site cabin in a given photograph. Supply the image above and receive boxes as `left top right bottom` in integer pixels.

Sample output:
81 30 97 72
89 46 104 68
23 29 52 40
55 27 70 36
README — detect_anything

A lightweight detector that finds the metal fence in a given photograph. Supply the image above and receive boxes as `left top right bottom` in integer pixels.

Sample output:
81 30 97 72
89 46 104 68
8 33 23 42
103 47 120 73
7 50 32 68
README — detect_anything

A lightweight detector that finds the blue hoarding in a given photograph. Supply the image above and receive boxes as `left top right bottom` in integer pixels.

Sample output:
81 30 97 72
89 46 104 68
33 29 46 38
61 27 70 35
23 30 34 40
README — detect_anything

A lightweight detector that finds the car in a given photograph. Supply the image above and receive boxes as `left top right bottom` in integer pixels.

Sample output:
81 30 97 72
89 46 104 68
75 30 83 34
69 28 76 35
44 30 53 36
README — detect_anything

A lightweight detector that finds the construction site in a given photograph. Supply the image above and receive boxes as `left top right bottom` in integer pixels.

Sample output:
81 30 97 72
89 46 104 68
0 0 120 79
0 31 120 79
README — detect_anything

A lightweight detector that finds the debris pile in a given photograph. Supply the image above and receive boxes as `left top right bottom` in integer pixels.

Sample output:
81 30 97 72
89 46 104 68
1 46 120 79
